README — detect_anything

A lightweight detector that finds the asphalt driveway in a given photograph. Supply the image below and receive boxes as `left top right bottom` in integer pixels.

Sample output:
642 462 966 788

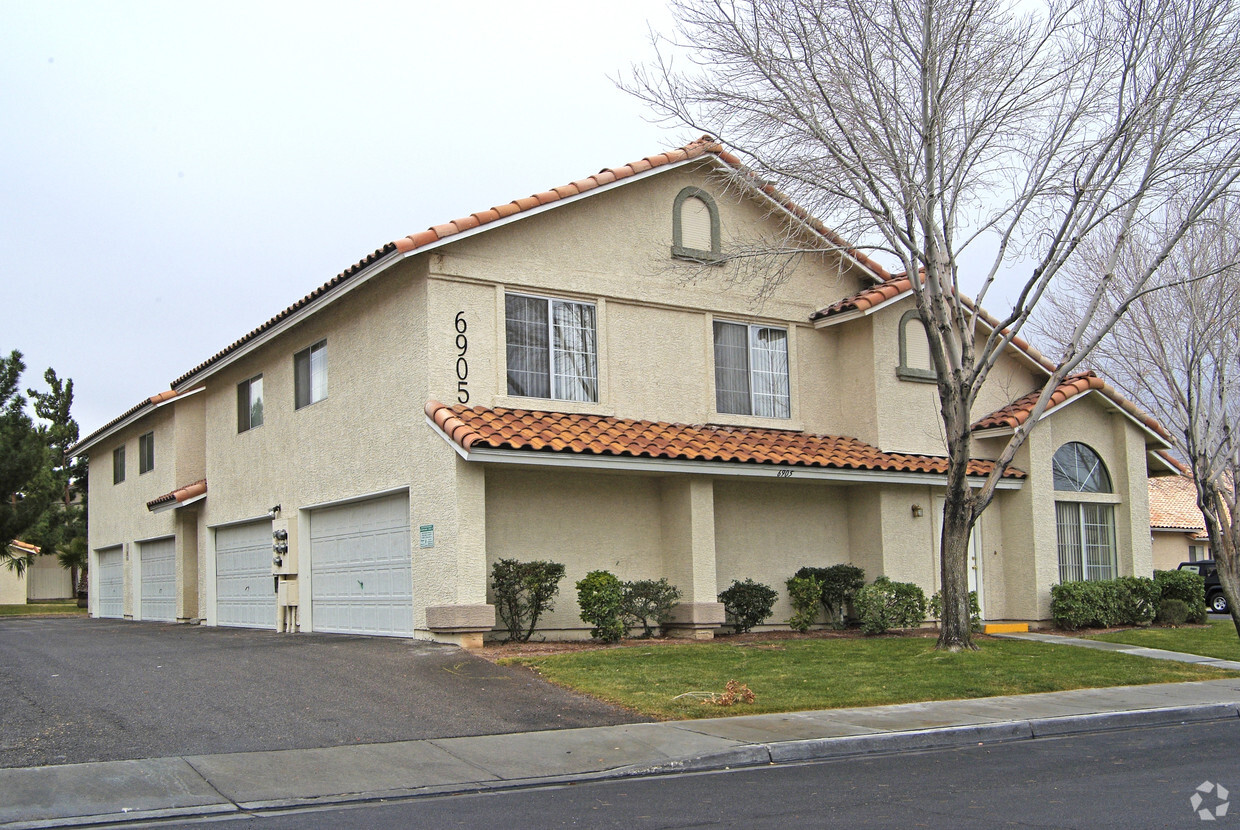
0 617 645 769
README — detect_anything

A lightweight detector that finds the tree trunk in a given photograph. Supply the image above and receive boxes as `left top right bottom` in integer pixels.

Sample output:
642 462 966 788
936 387 979 651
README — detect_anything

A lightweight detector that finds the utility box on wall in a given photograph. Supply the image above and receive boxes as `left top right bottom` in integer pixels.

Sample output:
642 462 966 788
271 518 298 575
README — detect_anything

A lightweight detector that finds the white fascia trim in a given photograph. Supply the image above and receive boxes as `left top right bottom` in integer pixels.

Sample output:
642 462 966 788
171 256 402 392
1147 451 1182 476
148 492 206 514
812 290 912 329
73 387 206 455
972 390 1170 449
425 415 1023 489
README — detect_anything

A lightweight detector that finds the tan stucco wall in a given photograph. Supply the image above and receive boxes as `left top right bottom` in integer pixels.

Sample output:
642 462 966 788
0 565 25 604
1152 531 1199 572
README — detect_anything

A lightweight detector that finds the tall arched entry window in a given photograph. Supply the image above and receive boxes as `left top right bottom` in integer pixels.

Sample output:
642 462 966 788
1053 442 1117 582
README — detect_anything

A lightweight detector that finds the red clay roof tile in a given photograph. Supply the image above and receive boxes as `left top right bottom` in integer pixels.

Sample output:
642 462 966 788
972 371 1171 440
146 478 207 511
425 401 1024 479
1149 475 1207 532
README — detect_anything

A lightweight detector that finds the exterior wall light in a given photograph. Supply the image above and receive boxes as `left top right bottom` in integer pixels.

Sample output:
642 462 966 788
911 504 924 518
268 504 281 518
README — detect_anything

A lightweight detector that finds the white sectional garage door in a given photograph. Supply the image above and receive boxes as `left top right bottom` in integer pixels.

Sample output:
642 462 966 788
139 537 177 622
215 520 275 629
310 492 412 637
97 547 124 618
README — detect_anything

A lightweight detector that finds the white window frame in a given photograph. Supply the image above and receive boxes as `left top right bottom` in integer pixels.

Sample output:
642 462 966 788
138 431 154 475
1052 442 1117 582
504 292 598 403
237 374 264 432
294 341 327 410
713 320 791 419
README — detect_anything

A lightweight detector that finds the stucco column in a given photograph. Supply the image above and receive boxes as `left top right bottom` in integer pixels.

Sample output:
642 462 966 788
176 509 200 622
660 477 725 639
421 455 495 648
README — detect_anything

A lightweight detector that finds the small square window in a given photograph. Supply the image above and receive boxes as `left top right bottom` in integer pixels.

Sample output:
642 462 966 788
112 445 125 484
237 374 264 432
505 294 598 402
138 432 154 474
294 341 327 410
713 321 790 418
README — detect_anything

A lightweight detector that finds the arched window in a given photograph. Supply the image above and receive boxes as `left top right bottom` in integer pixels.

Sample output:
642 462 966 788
1053 442 1117 582
672 187 722 263
1052 442 1112 493
897 309 935 382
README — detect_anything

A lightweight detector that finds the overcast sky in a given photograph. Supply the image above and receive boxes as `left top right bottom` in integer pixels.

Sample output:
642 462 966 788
2 0 698 436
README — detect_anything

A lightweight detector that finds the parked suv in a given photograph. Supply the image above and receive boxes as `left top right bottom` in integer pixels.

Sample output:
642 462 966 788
1177 561 1230 614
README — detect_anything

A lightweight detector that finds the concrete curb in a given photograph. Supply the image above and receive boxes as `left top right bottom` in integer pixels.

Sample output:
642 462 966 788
5 702 1240 829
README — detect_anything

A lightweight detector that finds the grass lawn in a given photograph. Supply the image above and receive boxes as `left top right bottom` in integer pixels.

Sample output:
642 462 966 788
0 600 87 617
503 635 1239 719
1086 620 1240 662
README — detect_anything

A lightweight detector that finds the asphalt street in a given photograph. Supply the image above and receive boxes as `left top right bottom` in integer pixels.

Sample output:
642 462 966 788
170 719 1240 829
0 617 644 768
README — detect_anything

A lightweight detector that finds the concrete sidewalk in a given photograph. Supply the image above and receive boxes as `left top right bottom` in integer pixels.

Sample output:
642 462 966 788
993 630 1240 670
4 676 1240 829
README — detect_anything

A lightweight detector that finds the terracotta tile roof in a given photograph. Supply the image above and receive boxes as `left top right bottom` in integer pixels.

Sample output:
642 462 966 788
159 136 890 395
73 390 185 455
972 371 1171 440
1149 475 1206 532
392 136 891 281
146 479 207 512
6 540 40 555
426 401 1024 479
169 244 398 389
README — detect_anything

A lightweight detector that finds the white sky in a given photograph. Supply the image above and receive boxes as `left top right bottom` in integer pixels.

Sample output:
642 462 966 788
2 0 692 435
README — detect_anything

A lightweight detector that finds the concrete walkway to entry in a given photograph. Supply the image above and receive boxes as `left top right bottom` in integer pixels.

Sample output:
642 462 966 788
4 676 1240 829
992 630 1240 671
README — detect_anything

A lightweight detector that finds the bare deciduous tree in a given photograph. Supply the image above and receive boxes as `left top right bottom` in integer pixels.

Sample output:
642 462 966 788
1034 211 1240 637
628 0 1240 648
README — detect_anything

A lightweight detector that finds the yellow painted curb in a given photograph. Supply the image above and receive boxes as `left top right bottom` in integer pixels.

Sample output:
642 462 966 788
983 622 1029 634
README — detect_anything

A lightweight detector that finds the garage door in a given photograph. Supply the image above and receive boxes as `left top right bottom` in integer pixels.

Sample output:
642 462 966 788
139 537 177 621
215 520 275 629
97 547 124 618
310 492 412 636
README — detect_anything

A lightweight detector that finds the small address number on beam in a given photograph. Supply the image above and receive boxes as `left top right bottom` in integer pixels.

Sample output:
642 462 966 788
776 469 793 478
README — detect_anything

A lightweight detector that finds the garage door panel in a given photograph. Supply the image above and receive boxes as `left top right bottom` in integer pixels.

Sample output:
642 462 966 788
311 493 412 637
215 520 275 630
97 548 123 619
139 538 176 622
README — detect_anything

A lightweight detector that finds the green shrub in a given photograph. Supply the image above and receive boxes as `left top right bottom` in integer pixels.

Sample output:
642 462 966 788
620 578 682 638
1154 569 1208 623
928 589 982 632
576 570 626 643
491 559 566 643
855 576 927 635
1114 576 1159 626
1050 577 1161 630
794 564 865 627
786 575 824 632
1156 598 1191 626
719 578 778 634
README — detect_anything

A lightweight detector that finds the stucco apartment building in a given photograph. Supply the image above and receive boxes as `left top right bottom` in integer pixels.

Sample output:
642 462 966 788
73 138 1177 646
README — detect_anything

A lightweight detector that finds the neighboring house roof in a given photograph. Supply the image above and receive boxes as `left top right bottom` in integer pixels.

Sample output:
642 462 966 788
6 540 40 556
1148 475 1207 534
425 401 1025 481
146 479 208 513
971 371 1171 442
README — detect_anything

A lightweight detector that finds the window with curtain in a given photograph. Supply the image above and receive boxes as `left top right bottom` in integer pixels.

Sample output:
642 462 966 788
294 341 327 409
713 321 790 418
138 431 155 474
1053 442 1116 581
505 294 597 402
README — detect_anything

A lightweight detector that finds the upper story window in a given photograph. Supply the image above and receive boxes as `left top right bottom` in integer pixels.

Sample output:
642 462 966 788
237 374 264 432
138 432 154 474
714 321 790 418
1053 442 1116 582
897 310 936 382
112 445 125 484
1053 442 1112 493
294 341 327 410
672 187 722 263
505 293 598 403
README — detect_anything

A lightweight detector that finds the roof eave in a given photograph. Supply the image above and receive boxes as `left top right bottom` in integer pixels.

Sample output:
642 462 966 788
72 387 204 456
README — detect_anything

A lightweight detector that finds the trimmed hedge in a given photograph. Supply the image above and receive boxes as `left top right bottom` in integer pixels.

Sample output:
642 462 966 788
576 570 626 643
1050 576 1159 630
786 575 824 632
1153 569 1208 624
793 565 865 627
719 578 778 633
855 576 927 634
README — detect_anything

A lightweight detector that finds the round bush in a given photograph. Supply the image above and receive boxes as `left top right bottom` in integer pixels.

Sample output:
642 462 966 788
719 578 778 634
576 570 626 643
1156 598 1191 626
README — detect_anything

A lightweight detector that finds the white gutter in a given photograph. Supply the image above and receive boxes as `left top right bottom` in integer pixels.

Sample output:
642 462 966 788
425 416 1024 490
148 492 206 514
